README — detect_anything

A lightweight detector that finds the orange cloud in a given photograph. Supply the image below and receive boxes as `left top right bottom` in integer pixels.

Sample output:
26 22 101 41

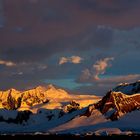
0 60 16 67
59 56 83 65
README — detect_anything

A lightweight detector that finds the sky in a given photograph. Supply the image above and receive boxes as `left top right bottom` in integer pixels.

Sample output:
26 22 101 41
1 0 140 95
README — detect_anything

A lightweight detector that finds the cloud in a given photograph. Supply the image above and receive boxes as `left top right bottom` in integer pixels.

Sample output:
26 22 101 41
59 57 68 65
0 27 139 91
29 0 38 4
37 64 47 70
0 26 113 64
76 56 140 95
72 0 140 14
78 56 140 84
0 79 47 91
78 69 92 82
99 74 140 84
17 72 23 75
0 60 16 67
71 56 83 64
59 56 83 65
0 0 5 28
76 74 140 96
76 55 140 95
78 57 114 82
93 57 114 80
1 0 140 48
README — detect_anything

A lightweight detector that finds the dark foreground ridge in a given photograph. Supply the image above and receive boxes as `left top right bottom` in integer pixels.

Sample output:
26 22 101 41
1 134 140 140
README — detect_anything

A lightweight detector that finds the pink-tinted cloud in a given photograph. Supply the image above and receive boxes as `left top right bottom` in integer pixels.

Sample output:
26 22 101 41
77 56 140 94
0 59 16 67
78 57 114 82
93 57 114 80
59 56 83 65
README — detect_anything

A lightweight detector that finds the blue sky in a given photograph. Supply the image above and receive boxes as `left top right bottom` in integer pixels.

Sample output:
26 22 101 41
45 78 92 90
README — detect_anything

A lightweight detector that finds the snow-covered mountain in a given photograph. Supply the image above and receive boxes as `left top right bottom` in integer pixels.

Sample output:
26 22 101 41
112 80 140 94
0 81 140 136
0 84 100 134
50 81 140 135
0 85 70 111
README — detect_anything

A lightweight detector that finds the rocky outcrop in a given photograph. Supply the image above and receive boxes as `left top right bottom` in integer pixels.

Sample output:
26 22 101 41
85 88 140 120
95 91 140 120
64 100 81 113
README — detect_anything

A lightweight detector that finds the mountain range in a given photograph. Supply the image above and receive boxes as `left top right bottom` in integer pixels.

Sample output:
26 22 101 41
0 81 140 136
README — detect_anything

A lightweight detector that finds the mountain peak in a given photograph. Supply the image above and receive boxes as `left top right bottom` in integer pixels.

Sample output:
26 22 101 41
113 80 140 95
35 86 46 91
86 90 140 121
9 88 19 93
46 84 56 90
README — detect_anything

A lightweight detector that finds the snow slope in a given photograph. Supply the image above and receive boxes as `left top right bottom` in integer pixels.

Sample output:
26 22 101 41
113 80 140 95
51 110 140 136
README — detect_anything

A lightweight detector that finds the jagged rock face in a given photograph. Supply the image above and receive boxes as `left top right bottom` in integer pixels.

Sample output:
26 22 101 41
21 86 49 107
0 89 21 104
85 91 140 121
63 100 81 113
84 81 140 121
2 93 22 110
92 81 140 120
0 85 70 110
0 86 49 109
0 89 22 110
